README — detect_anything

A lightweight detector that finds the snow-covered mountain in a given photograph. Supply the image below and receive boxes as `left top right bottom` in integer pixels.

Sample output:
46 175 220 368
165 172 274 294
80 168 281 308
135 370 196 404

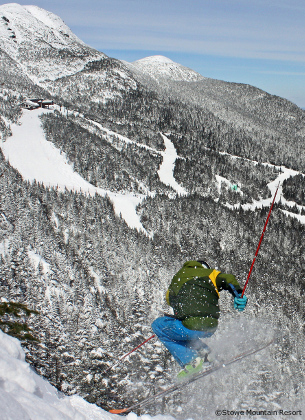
0 3 140 105
126 55 205 82
0 3 104 83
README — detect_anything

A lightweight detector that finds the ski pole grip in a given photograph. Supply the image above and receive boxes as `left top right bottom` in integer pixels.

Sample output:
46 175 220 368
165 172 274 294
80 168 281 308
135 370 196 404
229 283 240 298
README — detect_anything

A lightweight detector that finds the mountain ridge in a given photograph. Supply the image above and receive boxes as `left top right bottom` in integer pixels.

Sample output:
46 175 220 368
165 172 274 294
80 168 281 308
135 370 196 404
127 54 205 82
0 3 105 83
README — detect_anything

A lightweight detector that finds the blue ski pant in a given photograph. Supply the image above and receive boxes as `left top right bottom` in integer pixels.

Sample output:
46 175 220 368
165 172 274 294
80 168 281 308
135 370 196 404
151 316 215 367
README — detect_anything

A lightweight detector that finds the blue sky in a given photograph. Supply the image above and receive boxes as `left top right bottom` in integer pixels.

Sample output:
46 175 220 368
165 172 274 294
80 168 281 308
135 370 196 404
13 0 305 107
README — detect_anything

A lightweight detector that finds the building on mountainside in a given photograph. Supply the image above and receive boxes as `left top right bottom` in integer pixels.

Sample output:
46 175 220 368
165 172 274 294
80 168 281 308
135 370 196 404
22 100 40 110
21 98 54 110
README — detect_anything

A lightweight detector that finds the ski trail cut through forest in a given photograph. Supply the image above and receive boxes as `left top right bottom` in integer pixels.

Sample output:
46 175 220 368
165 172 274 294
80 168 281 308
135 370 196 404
1 109 149 235
218 152 305 224
60 106 188 196
158 133 187 196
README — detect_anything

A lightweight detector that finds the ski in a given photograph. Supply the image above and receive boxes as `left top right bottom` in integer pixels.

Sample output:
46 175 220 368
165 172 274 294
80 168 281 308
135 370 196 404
109 338 275 414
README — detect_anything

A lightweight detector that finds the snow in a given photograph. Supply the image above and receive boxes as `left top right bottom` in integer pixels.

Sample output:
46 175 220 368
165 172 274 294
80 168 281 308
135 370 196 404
67 109 187 197
23 5 81 40
240 165 305 224
1 109 100 192
0 3 104 83
27 249 52 275
134 56 175 65
82 114 158 155
89 268 107 296
2 320 293 420
281 209 305 224
131 55 204 82
0 238 10 256
217 152 305 224
158 134 187 196
0 330 178 419
84 115 188 196
215 175 243 196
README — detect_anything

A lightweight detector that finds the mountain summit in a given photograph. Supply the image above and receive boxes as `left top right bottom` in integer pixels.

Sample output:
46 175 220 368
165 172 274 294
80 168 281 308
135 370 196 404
0 3 104 82
130 55 204 82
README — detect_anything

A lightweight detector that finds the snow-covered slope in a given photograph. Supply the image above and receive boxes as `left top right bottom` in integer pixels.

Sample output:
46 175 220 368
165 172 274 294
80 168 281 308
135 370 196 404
128 55 205 82
0 3 104 83
0 108 150 235
0 107 187 235
0 329 176 420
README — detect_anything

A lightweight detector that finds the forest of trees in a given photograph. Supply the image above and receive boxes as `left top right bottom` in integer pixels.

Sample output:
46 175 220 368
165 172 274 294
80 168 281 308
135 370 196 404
283 174 305 206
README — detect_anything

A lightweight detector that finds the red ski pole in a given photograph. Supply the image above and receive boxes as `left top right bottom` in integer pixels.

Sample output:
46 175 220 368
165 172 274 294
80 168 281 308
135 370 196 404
241 183 280 297
101 334 156 375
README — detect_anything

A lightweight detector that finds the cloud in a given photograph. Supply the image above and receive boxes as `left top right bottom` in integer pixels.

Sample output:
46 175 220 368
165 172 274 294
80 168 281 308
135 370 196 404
60 0 305 64
257 71 305 77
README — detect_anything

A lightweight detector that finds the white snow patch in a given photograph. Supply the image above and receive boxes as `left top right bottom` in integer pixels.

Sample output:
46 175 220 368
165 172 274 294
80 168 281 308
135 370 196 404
27 249 52 275
24 5 78 38
0 330 179 420
1 109 99 193
89 267 106 295
131 55 204 82
0 239 10 257
215 175 243 196
110 193 148 233
158 134 187 196
134 55 175 65
281 210 305 224
0 3 104 83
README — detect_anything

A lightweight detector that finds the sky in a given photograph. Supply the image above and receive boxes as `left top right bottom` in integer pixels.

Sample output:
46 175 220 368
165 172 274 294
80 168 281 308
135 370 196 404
9 0 305 108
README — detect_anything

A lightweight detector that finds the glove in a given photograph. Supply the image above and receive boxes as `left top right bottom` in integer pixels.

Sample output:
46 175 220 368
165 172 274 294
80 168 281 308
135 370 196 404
234 295 247 312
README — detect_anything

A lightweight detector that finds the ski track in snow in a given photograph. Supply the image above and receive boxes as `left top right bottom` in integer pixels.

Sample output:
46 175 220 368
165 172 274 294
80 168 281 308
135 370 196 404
254 168 305 223
65 108 187 196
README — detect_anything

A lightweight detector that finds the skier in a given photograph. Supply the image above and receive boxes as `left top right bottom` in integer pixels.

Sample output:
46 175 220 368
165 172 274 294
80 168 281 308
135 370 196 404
151 260 247 378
